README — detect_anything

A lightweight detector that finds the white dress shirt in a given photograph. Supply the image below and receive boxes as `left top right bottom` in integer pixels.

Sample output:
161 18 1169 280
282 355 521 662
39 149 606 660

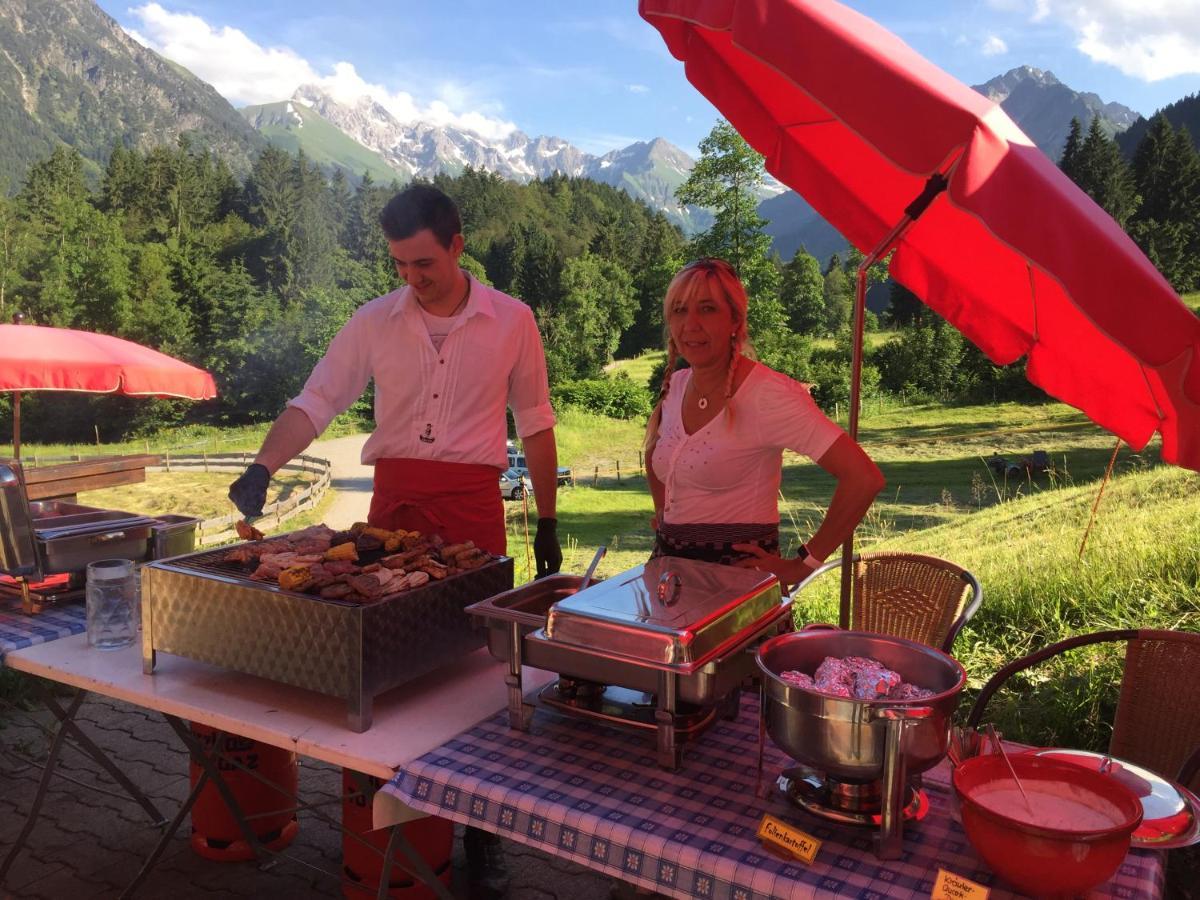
651 363 843 524
288 274 556 468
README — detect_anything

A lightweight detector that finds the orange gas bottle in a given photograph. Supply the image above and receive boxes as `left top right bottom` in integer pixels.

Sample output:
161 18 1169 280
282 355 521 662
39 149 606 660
341 768 453 898
188 723 300 861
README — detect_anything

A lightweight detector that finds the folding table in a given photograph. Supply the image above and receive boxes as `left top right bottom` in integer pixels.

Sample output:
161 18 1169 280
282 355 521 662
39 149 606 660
2 630 554 898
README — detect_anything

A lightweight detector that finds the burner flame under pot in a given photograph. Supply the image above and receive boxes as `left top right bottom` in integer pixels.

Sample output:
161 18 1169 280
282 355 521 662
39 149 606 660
756 630 966 781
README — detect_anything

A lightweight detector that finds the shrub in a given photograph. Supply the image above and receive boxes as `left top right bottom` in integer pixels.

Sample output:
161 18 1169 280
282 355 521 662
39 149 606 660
552 374 653 420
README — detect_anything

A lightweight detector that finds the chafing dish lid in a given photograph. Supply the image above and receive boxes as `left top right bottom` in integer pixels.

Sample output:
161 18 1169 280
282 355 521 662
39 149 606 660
544 556 781 666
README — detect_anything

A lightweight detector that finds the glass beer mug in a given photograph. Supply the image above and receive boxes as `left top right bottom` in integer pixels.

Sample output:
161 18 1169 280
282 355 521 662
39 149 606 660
86 558 138 650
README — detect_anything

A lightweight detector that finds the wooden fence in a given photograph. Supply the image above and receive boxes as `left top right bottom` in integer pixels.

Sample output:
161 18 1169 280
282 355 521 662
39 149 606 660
140 453 333 546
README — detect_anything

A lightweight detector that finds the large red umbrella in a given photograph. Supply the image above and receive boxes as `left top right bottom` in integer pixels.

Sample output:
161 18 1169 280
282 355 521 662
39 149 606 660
0 322 217 458
640 0 1200 626
640 0 1200 471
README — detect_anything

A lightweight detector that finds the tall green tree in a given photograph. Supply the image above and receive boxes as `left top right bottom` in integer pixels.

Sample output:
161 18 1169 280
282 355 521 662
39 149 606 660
1128 114 1200 292
0 193 34 320
1068 117 1140 227
779 248 825 333
511 222 563 313
822 253 853 333
541 253 637 380
675 120 783 335
1059 117 1084 174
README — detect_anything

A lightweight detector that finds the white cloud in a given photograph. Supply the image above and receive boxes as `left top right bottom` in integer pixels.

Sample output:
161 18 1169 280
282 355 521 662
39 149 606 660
1002 0 1200 80
981 35 1008 56
627 83 650 94
124 3 517 140
124 27 151 48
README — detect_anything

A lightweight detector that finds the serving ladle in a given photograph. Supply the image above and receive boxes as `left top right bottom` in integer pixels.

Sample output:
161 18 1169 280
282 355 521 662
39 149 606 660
987 723 1035 817
579 545 606 591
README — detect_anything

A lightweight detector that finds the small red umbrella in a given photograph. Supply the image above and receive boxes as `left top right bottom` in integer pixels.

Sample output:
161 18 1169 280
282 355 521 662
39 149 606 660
0 322 217 458
640 0 1200 473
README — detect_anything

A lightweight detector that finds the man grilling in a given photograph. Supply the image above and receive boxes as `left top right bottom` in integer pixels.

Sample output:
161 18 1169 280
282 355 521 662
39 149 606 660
228 183 561 893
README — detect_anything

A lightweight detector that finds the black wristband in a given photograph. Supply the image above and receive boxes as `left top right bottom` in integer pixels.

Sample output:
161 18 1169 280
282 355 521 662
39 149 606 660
796 544 810 561
537 517 557 530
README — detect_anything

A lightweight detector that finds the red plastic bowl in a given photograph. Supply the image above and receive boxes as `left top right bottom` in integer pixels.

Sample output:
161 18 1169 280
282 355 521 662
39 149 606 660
952 754 1143 898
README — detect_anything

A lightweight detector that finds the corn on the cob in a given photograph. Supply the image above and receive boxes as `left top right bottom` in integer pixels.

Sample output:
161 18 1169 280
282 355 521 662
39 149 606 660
278 565 314 592
323 541 359 562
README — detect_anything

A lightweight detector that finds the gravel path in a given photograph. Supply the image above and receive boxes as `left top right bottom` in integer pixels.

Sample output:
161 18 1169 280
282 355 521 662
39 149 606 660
309 433 374 530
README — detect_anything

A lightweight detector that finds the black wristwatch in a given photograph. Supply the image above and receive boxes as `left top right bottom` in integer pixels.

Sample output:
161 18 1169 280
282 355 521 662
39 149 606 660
796 544 811 562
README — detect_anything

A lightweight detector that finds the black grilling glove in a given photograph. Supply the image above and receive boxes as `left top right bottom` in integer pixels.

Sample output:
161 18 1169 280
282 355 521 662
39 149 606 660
534 517 562 579
228 463 270 518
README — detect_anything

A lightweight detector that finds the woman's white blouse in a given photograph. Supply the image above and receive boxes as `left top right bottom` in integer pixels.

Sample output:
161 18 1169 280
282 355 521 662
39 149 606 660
651 363 844 524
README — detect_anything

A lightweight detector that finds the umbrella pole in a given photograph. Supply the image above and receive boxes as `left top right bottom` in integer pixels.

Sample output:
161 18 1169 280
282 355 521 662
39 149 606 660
839 174 949 628
12 390 20 460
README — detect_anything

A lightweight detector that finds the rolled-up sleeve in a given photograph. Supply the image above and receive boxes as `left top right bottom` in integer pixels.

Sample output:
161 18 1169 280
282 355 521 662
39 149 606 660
508 305 556 438
287 310 373 436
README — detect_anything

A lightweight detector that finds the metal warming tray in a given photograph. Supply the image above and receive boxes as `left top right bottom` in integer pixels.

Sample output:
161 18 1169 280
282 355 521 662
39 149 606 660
469 557 788 768
142 539 514 731
2 461 155 579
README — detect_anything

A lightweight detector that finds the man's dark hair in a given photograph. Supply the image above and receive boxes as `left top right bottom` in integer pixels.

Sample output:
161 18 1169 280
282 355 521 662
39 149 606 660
378 184 462 247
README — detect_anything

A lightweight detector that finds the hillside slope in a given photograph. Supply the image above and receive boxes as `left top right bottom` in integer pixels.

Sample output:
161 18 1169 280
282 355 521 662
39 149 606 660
0 0 264 187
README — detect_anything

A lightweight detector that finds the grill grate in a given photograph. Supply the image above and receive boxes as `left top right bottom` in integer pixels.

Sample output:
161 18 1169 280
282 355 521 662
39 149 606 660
167 546 258 579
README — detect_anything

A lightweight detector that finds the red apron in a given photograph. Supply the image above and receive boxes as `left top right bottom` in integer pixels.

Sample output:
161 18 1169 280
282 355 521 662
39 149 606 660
368 458 506 556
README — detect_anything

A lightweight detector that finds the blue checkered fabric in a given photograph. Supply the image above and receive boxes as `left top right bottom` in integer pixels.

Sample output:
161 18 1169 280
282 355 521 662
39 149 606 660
0 600 87 663
382 695 1164 899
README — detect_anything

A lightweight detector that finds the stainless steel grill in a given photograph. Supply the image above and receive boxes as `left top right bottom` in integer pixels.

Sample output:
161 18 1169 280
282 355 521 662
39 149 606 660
142 538 514 731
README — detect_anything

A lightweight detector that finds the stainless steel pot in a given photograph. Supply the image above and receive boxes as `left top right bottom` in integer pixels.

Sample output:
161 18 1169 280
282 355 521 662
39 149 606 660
756 630 965 780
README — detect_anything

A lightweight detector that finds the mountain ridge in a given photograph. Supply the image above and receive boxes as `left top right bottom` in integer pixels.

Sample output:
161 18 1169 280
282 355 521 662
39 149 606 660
971 65 1139 161
0 0 264 186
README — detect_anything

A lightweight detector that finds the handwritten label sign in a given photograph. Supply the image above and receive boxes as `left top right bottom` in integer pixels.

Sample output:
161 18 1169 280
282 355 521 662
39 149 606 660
932 869 990 900
756 813 821 865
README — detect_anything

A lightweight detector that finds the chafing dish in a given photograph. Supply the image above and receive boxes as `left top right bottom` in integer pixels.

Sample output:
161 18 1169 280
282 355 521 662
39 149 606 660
1 460 156 580
756 630 966 858
142 539 514 731
469 557 788 768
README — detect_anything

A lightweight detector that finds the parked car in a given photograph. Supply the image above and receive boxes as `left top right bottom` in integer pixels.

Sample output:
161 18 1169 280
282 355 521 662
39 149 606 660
506 442 574 486
499 467 532 501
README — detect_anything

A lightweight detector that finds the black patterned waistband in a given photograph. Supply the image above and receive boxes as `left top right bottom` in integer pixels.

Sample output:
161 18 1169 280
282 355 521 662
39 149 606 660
651 522 779 566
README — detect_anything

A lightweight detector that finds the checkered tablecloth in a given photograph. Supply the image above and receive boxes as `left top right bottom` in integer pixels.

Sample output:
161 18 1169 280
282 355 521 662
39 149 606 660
382 695 1165 900
0 601 87 663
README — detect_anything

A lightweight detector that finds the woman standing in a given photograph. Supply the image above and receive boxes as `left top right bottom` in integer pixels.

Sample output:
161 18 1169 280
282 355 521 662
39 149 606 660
645 257 885 586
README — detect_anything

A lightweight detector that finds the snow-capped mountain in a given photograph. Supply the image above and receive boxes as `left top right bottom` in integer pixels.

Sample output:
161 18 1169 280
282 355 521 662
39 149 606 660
258 86 782 232
291 85 592 182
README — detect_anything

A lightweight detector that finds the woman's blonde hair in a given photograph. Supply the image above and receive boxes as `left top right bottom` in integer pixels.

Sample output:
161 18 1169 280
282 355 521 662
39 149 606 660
643 258 755 452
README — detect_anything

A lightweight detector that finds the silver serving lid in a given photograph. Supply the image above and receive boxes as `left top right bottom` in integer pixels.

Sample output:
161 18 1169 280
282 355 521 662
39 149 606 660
0 461 39 578
544 556 782 667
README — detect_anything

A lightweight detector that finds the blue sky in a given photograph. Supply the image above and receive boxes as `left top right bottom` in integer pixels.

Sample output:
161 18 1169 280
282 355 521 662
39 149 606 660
99 1 1200 156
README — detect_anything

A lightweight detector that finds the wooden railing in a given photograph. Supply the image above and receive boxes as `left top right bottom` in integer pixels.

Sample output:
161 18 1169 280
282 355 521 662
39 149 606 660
142 453 333 546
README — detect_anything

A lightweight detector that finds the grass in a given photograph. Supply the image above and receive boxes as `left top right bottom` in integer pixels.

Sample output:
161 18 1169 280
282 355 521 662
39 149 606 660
605 350 664 387
79 470 320 521
810 330 898 353
0 412 364 461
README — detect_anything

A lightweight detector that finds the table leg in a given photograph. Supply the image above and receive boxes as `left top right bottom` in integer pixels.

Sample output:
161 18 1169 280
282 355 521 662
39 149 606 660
655 671 683 770
375 821 455 900
38 683 166 825
117 759 212 899
163 715 276 870
0 690 84 882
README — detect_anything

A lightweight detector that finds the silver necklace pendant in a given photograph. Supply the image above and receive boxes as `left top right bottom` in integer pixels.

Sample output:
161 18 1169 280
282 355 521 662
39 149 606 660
697 397 708 410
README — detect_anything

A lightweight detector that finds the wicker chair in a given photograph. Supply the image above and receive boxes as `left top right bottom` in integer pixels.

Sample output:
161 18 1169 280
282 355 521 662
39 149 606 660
802 552 983 654
966 629 1200 791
